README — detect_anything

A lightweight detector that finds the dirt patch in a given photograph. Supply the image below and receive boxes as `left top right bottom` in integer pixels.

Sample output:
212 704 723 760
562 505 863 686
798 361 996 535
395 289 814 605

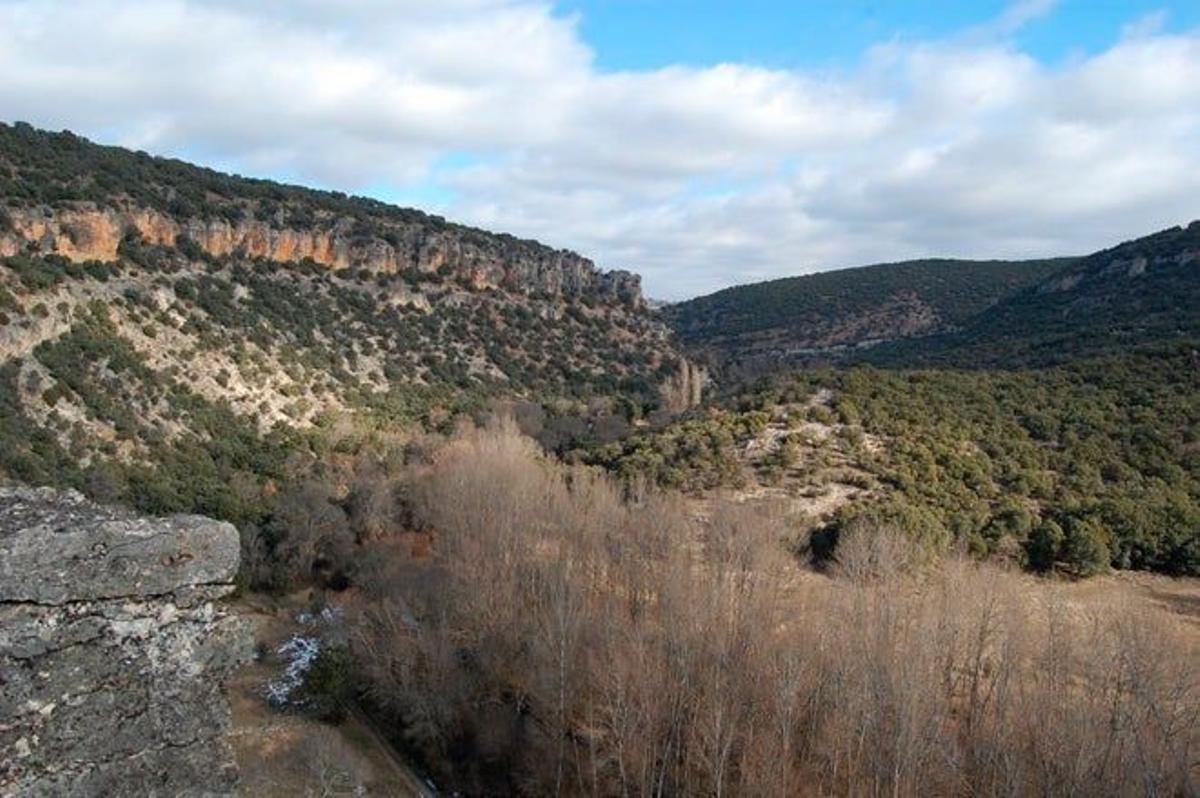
226 601 432 797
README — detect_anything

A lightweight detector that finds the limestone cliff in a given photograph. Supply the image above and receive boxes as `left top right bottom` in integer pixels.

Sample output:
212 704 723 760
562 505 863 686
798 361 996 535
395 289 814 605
659 358 708 414
0 486 250 797
0 204 642 306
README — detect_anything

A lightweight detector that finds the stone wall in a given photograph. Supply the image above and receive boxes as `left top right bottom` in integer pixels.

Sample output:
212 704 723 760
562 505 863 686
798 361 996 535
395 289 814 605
0 486 250 797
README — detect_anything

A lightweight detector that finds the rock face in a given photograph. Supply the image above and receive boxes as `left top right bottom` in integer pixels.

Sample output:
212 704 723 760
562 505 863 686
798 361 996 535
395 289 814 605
0 486 251 797
659 358 709 414
0 204 643 307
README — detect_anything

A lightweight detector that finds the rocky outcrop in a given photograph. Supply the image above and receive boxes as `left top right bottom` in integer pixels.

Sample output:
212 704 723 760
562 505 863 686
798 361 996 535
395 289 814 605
659 358 708 413
0 486 251 797
0 205 643 306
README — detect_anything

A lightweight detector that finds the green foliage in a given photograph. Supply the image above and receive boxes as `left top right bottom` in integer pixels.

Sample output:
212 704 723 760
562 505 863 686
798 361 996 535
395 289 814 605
14 310 294 527
3 253 68 290
821 497 952 563
0 285 20 311
784 353 1200 575
1061 516 1112 577
666 257 1069 352
2 253 119 290
869 222 1200 368
299 646 357 723
0 363 84 489
601 349 1199 576
584 411 771 491
1025 519 1065 572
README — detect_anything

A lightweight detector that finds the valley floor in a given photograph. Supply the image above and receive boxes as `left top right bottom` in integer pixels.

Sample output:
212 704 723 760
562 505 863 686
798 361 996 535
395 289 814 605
226 595 434 797
220 546 1200 795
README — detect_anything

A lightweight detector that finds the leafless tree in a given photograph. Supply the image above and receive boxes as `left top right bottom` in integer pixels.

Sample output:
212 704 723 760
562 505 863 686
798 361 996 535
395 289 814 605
343 421 1200 797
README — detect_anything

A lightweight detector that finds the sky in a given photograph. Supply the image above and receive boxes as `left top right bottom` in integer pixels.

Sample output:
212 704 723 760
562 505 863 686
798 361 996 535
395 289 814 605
0 1 1198 299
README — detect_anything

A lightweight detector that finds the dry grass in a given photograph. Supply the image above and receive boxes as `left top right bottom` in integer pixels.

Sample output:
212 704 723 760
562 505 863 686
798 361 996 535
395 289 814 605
226 604 427 797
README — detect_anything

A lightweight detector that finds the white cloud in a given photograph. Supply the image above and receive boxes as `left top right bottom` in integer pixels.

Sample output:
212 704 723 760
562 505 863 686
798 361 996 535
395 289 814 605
0 0 1197 298
987 0 1060 36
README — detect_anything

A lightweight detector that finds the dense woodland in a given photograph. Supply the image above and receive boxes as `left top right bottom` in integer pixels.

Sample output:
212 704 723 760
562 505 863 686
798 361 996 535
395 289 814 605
665 257 1069 351
589 348 1200 576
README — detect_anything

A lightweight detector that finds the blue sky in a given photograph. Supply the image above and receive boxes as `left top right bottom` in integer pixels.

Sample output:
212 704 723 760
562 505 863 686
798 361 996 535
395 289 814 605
1 0 1198 298
561 0 1200 69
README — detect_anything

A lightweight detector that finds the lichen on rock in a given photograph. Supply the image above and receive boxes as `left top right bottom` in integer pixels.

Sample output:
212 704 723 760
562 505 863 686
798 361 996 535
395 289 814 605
0 486 251 797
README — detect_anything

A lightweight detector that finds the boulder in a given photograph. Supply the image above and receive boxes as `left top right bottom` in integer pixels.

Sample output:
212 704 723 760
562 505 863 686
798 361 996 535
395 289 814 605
0 487 251 797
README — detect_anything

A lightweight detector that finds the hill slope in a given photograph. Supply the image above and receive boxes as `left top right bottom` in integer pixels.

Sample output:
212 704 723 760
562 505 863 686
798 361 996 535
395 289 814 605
0 122 695 521
639 223 1200 577
664 257 1071 365
871 221 1200 367
668 223 1200 372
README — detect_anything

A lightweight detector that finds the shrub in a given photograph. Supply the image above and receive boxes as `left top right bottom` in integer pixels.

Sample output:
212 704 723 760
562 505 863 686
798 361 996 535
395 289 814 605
299 646 357 723
1061 516 1112 576
1025 518 1064 571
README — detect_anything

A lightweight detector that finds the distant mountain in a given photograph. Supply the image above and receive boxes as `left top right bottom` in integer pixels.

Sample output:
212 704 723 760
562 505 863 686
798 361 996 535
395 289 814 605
871 222 1200 367
664 257 1071 368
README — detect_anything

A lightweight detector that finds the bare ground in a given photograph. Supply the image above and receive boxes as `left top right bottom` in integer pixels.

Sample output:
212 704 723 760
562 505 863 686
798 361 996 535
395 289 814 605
225 597 433 797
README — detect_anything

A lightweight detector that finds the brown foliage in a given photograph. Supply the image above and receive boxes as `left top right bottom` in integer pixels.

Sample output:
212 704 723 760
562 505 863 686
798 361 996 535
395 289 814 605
351 421 1200 796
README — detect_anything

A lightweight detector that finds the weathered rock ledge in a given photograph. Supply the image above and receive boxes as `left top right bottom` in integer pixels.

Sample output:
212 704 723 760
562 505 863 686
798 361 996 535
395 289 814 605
0 204 644 307
0 486 251 797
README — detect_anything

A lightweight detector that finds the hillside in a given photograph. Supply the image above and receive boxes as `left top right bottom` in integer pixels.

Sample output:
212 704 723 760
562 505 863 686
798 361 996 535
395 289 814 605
0 123 642 304
617 223 1200 578
0 123 696 523
664 256 1070 366
587 350 1200 575
870 221 1200 367
668 223 1200 372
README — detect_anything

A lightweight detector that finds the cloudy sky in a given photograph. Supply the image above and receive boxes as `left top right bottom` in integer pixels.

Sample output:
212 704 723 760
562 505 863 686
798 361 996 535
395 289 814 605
1 0 1198 298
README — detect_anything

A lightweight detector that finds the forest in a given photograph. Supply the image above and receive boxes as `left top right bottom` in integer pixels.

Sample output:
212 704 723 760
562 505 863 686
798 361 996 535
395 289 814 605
588 348 1200 576
258 422 1199 796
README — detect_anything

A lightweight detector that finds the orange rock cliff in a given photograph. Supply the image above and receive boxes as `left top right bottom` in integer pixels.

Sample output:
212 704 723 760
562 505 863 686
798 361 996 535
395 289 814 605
0 203 644 306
